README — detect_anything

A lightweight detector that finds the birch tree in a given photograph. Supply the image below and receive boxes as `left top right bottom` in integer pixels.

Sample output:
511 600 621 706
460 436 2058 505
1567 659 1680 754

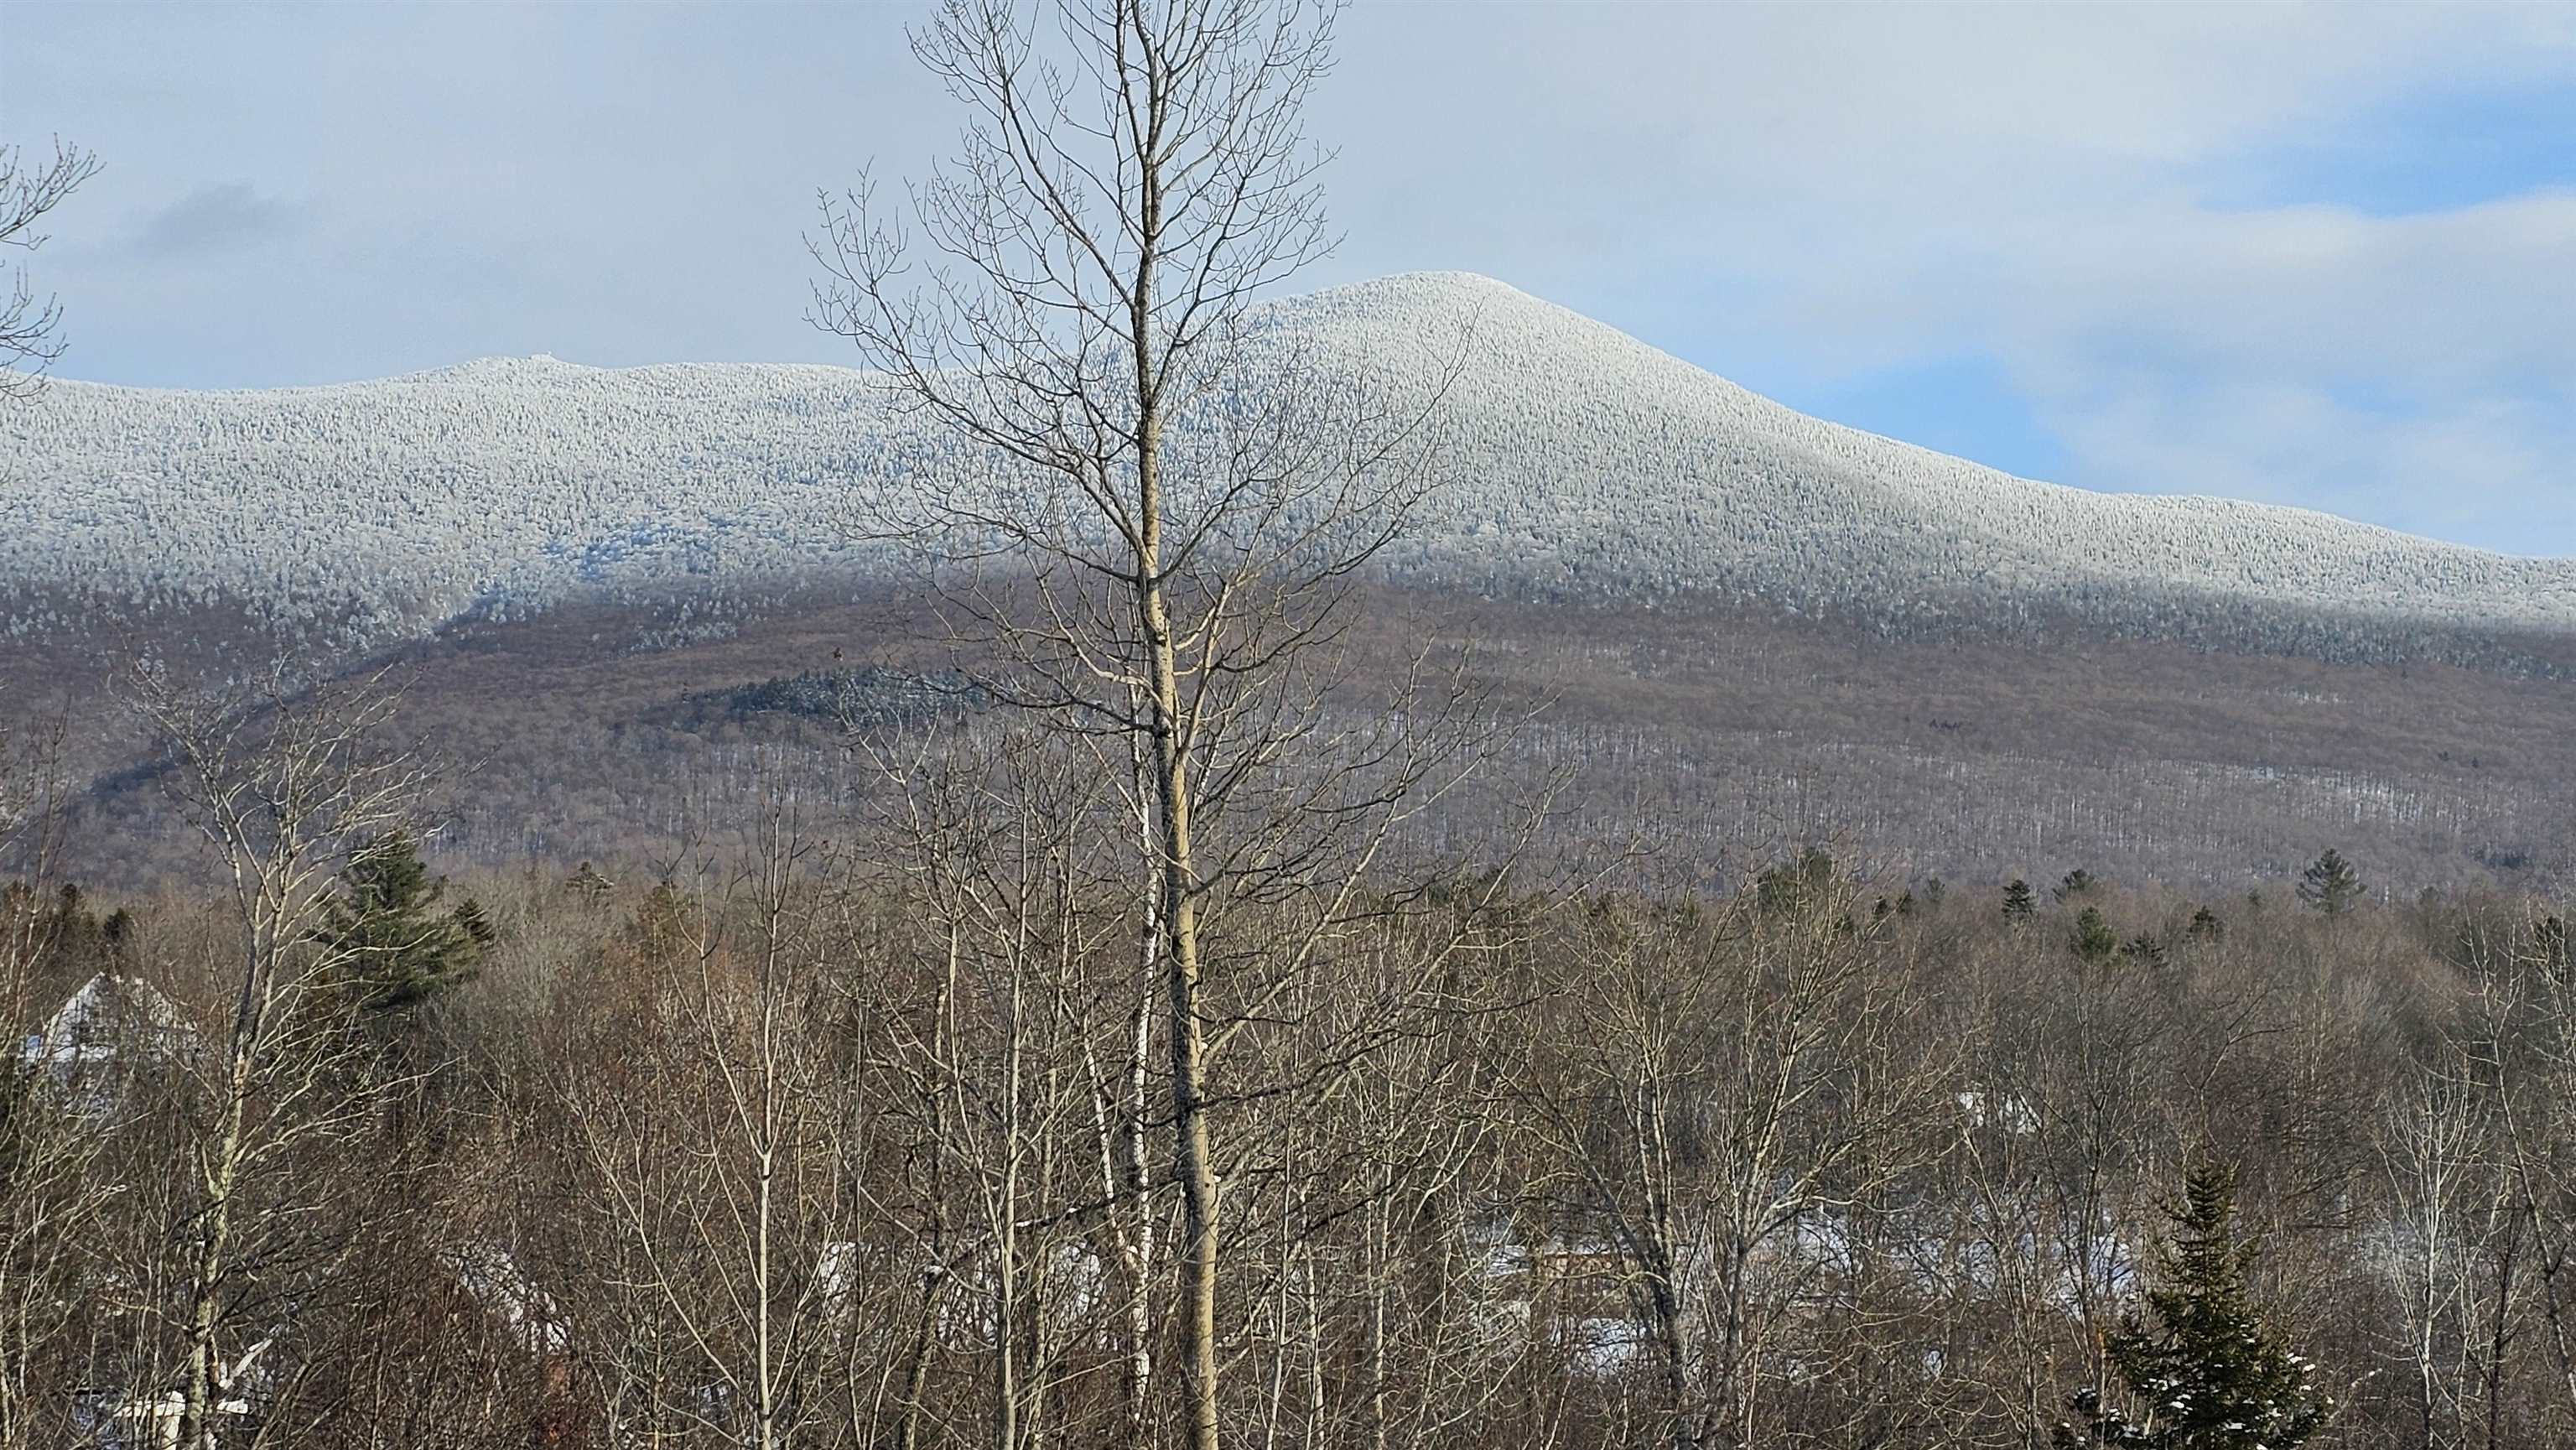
124 663 444 1449
810 3 1487 1444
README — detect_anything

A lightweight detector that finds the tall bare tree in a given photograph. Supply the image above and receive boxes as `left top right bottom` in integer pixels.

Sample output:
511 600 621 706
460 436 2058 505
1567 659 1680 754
809 3 1490 1446
124 663 444 1449
560 777 870 1450
0 715 117 1450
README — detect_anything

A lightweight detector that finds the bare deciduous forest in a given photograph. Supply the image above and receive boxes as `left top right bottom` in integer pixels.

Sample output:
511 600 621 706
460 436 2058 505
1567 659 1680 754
18 579 2574 898
8 696 2576 1448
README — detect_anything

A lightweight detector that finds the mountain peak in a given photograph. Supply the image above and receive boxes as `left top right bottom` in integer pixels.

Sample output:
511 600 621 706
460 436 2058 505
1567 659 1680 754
5 271 2571 659
418 353 595 383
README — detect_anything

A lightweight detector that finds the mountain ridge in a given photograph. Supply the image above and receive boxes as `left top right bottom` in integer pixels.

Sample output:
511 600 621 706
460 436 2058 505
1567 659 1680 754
7 270 2570 664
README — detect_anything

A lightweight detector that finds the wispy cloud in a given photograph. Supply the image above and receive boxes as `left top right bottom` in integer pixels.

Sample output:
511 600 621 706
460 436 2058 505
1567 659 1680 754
129 182 299 260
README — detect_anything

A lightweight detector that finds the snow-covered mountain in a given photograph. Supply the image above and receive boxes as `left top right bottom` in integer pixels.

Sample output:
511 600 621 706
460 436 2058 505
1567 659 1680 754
8 271 2572 657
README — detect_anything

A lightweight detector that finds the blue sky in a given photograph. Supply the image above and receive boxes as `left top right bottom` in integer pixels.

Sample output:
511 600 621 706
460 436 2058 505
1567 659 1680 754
5 1 2573 555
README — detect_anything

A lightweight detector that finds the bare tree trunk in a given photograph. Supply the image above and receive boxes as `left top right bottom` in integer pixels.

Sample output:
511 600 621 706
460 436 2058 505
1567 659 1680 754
176 1052 252 1450
127 664 440 1450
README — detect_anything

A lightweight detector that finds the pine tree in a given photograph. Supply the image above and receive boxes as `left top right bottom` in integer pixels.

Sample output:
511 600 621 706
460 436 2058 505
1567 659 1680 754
2294 849 2362 916
2186 906 2224 942
2073 906 2118 963
316 831 492 1016
2004 879 2037 922
2054 1160 2330 1450
2056 868 2101 902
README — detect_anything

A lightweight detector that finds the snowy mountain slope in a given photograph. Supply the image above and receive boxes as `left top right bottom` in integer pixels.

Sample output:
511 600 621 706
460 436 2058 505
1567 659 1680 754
6 272 2572 656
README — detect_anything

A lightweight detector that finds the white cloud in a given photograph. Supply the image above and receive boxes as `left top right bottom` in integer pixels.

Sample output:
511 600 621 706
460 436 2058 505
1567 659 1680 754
1320 3 2576 552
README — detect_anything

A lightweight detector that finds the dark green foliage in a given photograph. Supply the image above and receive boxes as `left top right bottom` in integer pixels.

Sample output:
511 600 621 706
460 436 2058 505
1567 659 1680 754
2003 879 2037 922
1924 877 1946 906
1 881 117 982
1756 847 1839 917
2055 868 2100 902
2055 1160 2330 1449
2073 906 2118 962
2187 906 2224 942
2122 933 2167 968
689 665 985 730
2295 850 2362 916
315 832 493 1016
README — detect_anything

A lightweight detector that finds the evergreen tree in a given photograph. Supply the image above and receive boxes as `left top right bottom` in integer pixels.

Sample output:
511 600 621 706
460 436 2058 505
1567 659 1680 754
2004 879 2037 922
316 831 492 1016
2073 906 2118 962
2186 906 2224 942
1756 846 1838 918
2295 850 2362 916
2056 868 2101 902
2055 1160 2330 1449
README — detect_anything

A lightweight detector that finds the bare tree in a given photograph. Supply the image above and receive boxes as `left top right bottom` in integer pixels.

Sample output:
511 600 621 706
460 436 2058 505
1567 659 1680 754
2465 909 2576 1437
560 774 870 1450
0 138 100 398
808 3 1498 1445
860 725 1129 1450
1519 869 1950 1450
2376 1052 2498 1450
0 714 121 1450
122 663 444 1449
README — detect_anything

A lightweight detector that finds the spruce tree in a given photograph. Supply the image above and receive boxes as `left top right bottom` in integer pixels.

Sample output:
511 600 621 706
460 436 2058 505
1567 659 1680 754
2004 879 2037 922
2294 849 2362 916
316 831 492 1016
2055 1160 2330 1450
2073 906 2118 962
2056 868 2100 902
